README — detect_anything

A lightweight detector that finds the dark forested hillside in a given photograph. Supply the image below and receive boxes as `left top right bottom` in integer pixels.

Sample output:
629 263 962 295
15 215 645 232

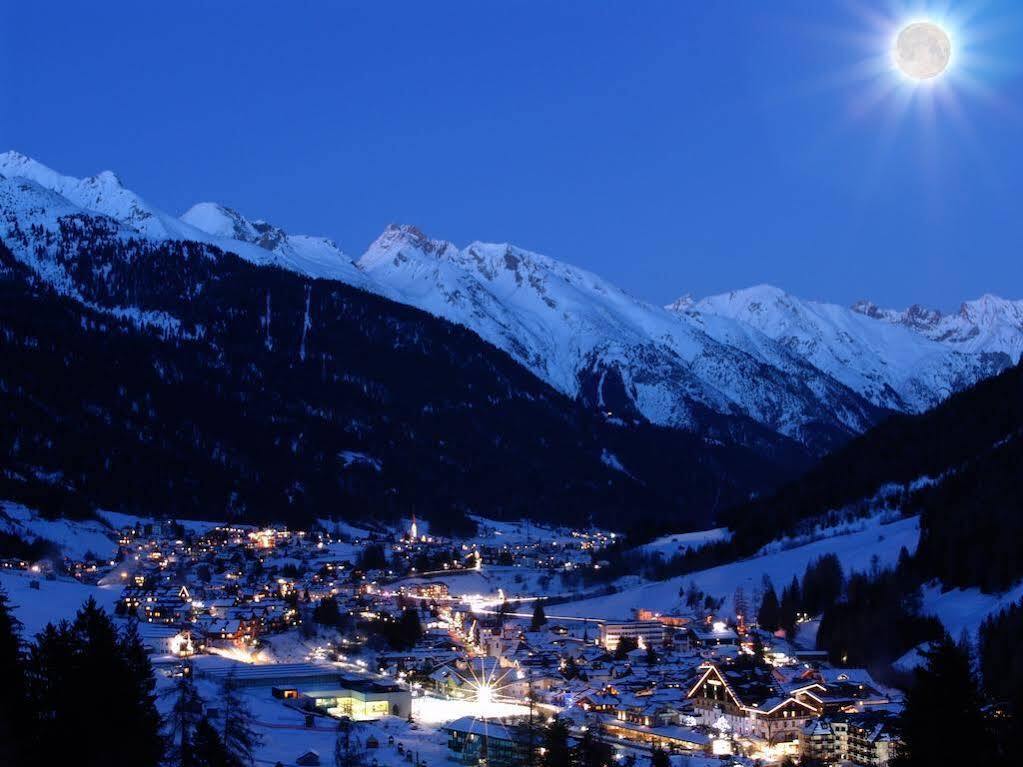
0 225 807 532
720 360 1023 591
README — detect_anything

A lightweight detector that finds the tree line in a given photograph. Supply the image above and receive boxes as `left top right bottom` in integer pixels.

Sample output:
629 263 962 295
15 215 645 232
0 588 259 767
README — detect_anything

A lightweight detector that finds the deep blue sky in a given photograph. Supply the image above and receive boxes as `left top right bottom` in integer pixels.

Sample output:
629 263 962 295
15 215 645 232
3 1 1022 310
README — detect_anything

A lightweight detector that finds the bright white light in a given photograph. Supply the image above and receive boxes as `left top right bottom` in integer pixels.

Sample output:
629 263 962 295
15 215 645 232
476 683 493 706
894 21 952 80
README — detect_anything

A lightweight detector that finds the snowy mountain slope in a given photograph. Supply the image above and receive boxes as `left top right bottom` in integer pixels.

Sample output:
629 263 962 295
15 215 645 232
0 501 119 561
853 294 1023 364
0 151 297 272
358 225 880 446
685 285 1010 412
181 201 376 287
555 515 921 621
3 150 1018 452
0 569 120 636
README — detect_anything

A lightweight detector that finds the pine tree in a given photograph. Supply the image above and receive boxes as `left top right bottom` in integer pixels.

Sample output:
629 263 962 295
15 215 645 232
334 717 367 767
540 718 571 767
757 580 780 631
896 633 991 766
779 576 801 637
531 600 548 631
395 608 423 650
0 588 30 767
118 618 164 767
27 597 164 767
192 716 238 767
165 667 203 767
220 670 262 766
650 746 670 767
573 726 614 767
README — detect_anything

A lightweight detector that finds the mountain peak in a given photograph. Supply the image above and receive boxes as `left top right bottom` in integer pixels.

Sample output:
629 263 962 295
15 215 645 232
361 224 456 268
665 294 694 313
88 169 124 188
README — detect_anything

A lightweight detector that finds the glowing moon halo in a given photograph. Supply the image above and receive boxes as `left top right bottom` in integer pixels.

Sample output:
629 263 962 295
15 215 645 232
894 21 952 80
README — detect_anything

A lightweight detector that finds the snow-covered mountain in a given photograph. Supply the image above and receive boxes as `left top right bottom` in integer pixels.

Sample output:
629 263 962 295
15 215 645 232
358 225 880 447
2 150 1019 452
852 295 1023 365
685 285 1010 413
0 151 369 286
181 202 374 287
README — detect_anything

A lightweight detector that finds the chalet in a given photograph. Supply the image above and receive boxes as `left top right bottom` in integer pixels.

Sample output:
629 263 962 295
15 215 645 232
790 678 889 715
800 710 902 766
687 662 817 744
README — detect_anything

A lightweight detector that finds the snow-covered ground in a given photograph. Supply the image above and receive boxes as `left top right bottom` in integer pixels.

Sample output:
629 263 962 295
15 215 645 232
0 569 120 636
98 510 225 537
919 580 1023 640
638 528 731 558
155 672 457 767
394 565 570 602
0 501 119 560
556 515 921 620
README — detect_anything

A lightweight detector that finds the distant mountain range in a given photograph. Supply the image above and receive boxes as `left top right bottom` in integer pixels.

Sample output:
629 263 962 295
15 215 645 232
1 150 1021 526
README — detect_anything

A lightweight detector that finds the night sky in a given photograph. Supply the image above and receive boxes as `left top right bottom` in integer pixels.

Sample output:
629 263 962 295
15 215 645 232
3 1 1022 310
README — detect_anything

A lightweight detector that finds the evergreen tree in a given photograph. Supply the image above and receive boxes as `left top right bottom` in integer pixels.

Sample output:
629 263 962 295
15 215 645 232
572 726 614 767
334 718 367 767
649 746 670 767
192 716 239 767
613 636 639 660
0 588 30 767
165 667 203 767
220 670 262 766
562 655 580 680
779 576 801 637
394 608 423 650
645 643 658 665
800 553 844 617
28 598 164 767
751 633 767 664
531 600 548 631
757 579 780 631
896 633 991 766
540 718 571 767
118 618 164 767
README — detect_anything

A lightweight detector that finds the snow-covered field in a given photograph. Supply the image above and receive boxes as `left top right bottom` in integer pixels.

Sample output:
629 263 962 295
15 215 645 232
920 580 1023 640
638 527 731 558
395 565 569 601
0 569 120 636
556 515 921 620
98 510 224 537
155 673 457 767
1 501 119 560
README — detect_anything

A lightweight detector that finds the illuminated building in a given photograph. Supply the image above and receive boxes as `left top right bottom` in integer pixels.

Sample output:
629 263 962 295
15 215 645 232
598 620 666 651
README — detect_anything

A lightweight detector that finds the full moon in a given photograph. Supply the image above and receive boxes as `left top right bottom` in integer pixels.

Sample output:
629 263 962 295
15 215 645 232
894 22 952 80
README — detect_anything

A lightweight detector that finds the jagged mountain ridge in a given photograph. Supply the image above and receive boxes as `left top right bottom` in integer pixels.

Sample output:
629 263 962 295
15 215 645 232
686 285 1010 413
852 294 1023 363
180 201 375 288
2 150 1019 452
356 225 882 451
